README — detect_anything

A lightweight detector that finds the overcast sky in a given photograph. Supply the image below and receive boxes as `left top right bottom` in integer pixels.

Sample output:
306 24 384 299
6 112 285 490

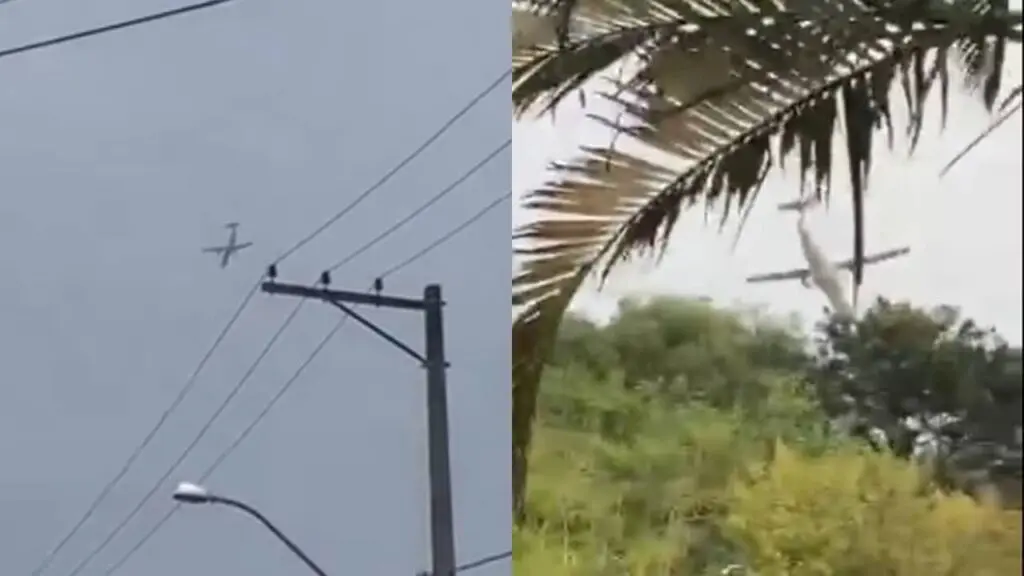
514 46 1022 345
1 1 509 575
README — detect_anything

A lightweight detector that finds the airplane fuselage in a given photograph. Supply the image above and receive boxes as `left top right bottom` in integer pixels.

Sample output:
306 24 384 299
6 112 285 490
220 228 239 268
794 208 856 319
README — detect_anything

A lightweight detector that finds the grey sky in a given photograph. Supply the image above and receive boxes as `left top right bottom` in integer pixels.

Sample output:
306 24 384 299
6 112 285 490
1 1 509 575
514 46 1022 344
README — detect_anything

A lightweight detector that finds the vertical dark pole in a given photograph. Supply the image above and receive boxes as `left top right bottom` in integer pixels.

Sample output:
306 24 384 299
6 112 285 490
424 284 456 575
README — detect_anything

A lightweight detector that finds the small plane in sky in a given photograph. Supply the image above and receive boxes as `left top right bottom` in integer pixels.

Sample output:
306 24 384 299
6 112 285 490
202 222 253 268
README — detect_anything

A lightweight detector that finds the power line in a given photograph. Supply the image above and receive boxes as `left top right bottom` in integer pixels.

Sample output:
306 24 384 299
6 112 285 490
97 186 512 574
201 318 347 481
457 550 512 573
59 301 307 576
418 550 512 575
27 281 261 576
102 315 349 575
271 69 512 266
378 191 511 280
0 0 235 61
325 140 510 273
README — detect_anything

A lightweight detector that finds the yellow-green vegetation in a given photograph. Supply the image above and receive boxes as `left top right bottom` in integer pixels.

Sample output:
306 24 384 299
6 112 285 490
514 297 1022 575
725 443 1021 576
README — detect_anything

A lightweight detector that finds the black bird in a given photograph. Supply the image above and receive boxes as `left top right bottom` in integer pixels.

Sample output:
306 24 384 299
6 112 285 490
266 264 278 281
319 270 331 286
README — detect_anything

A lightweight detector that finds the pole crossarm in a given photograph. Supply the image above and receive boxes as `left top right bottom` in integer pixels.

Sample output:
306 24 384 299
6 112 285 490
261 281 426 310
260 281 427 365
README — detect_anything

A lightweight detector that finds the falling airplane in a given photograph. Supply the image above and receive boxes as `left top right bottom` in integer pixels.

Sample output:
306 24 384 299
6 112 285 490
202 222 253 268
745 198 910 319
745 248 911 285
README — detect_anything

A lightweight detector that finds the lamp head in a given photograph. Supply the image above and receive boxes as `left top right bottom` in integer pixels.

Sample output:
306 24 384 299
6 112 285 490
173 481 212 504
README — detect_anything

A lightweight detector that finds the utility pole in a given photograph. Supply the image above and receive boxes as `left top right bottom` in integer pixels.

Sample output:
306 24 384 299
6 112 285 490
261 276 456 576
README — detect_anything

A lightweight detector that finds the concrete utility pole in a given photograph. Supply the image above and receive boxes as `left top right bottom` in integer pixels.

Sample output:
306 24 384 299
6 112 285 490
261 277 456 576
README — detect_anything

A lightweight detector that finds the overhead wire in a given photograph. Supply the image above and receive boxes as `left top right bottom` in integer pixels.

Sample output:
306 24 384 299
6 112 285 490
325 139 511 273
455 550 513 573
0 0 235 61
98 186 511 575
30 52 508 576
102 314 351 576
26 282 261 576
377 191 511 280
59 300 308 576
271 71 511 266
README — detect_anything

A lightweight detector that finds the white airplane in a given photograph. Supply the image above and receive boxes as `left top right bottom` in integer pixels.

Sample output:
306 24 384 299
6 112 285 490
745 198 910 319
202 222 253 268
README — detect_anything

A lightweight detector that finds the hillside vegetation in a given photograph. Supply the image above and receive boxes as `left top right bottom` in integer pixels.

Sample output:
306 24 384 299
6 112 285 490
514 297 1022 575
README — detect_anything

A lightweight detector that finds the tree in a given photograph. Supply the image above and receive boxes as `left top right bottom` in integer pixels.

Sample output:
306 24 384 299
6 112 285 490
511 0 1023 515
809 297 1022 505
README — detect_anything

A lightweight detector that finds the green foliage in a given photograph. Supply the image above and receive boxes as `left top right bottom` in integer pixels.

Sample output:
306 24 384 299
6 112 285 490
812 298 1018 432
516 297 1023 574
724 443 1023 576
552 297 808 408
809 297 1022 499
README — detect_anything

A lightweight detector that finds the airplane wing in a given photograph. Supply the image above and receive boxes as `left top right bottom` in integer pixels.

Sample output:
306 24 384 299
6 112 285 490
202 246 228 254
836 246 910 270
745 267 810 283
234 242 253 251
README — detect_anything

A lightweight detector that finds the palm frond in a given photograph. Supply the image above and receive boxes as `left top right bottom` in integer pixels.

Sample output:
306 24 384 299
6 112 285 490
511 0 1022 518
514 0 1021 117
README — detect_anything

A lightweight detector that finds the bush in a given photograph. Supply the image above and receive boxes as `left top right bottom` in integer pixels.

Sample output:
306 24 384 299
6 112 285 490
724 442 1023 576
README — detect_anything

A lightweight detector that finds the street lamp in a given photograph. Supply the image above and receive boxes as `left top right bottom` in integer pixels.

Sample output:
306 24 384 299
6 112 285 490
172 482 329 576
